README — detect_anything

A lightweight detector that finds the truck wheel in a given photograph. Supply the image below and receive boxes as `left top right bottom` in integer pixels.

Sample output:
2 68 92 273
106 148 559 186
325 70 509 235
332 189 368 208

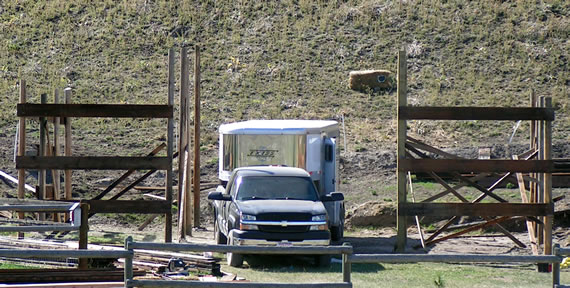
226 235 243 267
331 222 344 242
315 255 331 267
214 219 227 245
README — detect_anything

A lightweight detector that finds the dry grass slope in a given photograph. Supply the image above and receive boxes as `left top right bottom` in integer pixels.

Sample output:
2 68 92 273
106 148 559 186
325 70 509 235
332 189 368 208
0 0 568 158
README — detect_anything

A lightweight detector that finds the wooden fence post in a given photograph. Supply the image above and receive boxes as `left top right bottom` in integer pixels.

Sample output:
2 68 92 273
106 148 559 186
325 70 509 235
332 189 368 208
193 45 201 227
64 88 72 200
78 201 89 269
543 97 552 255
17 79 26 239
53 89 61 222
396 48 408 252
537 96 545 246
178 46 189 239
39 93 47 221
342 242 351 283
165 48 175 243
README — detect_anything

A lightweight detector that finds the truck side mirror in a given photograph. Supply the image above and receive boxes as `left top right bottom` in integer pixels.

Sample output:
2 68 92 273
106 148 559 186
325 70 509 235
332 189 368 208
321 192 344 202
208 192 232 201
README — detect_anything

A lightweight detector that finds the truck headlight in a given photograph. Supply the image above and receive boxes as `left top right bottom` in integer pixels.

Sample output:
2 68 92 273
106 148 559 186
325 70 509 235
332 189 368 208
309 224 328 231
241 214 256 221
240 213 258 230
310 214 327 231
311 214 326 222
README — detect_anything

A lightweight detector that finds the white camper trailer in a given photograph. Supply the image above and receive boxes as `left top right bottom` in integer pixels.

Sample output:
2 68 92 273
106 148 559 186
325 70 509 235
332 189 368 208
218 120 345 240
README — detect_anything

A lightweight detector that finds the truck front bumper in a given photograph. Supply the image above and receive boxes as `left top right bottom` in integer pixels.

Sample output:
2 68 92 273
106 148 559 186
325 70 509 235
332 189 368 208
229 229 330 246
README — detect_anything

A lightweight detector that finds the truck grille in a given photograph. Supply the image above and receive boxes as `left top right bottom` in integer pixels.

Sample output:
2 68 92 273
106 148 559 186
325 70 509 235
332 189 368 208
256 213 312 221
259 225 309 233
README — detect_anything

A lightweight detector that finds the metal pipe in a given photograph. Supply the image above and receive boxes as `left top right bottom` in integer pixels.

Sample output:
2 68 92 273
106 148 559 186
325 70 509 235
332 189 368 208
0 204 77 212
129 242 352 255
342 242 351 283
0 249 131 259
0 226 79 232
127 280 352 288
124 236 134 288
553 244 561 287
557 248 570 256
348 254 561 264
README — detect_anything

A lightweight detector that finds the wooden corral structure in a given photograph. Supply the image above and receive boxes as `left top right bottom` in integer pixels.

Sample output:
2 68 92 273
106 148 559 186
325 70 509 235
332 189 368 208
12 46 202 244
395 48 566 256
15 49 180 242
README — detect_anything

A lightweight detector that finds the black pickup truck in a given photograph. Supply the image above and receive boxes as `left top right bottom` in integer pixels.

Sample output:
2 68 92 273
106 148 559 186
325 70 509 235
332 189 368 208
208 166 344 267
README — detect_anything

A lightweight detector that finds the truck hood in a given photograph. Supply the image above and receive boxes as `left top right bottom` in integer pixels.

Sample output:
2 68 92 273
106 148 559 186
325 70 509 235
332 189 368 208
237 200 327 216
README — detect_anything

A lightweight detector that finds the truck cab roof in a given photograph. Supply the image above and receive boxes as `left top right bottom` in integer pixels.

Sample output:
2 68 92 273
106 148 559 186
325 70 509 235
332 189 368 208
233 166 311 178
219 120 339 136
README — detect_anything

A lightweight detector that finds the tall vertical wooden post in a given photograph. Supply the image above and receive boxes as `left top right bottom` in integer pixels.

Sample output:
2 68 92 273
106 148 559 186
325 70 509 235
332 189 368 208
17 80 26 239
178 47 192 239
53 89 61 222
165 48 175 243
537 96 545 245
178 46 191 239
39 93 47 221
543 97 552 255
64 88 73 202
193 45 201 227
78 202 89 270
396 48 408 252
529 90 537 237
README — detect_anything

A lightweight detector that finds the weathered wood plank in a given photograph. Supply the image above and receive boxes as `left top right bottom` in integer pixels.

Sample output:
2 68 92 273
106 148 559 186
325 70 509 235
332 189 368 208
399 203 553 217
17 104 173 118
16 156 170 170
85 200 171 214
396 48 408 252
399 107 554 121
399 159 554 173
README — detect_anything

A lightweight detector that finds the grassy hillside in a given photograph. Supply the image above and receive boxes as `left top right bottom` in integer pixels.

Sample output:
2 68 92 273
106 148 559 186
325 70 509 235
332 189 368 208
1 0 568 157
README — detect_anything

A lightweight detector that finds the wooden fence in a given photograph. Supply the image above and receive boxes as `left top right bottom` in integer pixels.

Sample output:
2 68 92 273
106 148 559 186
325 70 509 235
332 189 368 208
395 47 557 258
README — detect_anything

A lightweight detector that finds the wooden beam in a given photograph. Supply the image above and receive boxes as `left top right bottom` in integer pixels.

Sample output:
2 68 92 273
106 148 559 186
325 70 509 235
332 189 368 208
421 173 490 203
427 172 469 203
398 106 554 121
165 47 175 243
64 88 72 204
406 137 462 159
425 217 512 247
193 45 201 228
399 159 554 173
17 104 173 118
178 46 189 239
85 200 171 214
451 172 507 203
396 48 407 252
52 89 61 222
18 79 26 239
538 96 545 245
399 203 553 217
78 202 89 270
16 156 170 170
38 94 47 221
513 155 539 255
544 97 553 255
408 172 425 249
91 143 166 200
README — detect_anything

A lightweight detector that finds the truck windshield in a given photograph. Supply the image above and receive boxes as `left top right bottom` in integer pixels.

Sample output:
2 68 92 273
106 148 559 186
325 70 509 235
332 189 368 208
236 176 319 201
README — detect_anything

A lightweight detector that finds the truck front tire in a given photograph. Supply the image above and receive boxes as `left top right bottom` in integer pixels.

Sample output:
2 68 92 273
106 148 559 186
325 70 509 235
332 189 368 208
227 235 244 267
331 222 344 242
